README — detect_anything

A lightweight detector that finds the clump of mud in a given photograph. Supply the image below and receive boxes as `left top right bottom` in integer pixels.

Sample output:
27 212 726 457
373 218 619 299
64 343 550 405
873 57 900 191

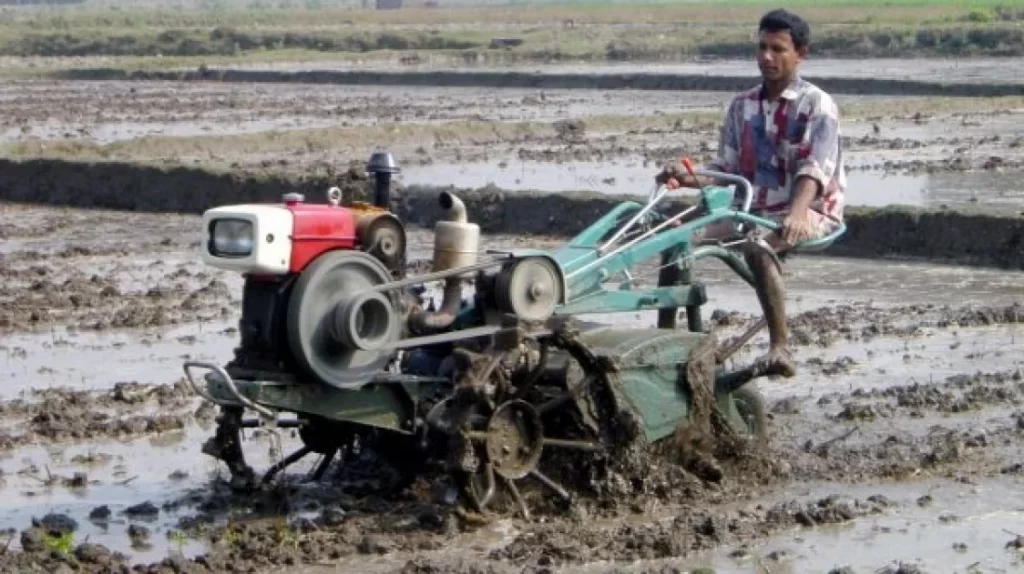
831 370 1024 420
508 332 784 523
489 492 892 569
712 302 1024 351
0 380 212 450
0 261 236 334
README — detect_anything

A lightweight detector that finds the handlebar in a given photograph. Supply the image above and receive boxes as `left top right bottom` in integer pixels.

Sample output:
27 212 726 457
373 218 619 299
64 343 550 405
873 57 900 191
663 161 753 214
658 158 846 252
740 210 847 251
694 169 755 214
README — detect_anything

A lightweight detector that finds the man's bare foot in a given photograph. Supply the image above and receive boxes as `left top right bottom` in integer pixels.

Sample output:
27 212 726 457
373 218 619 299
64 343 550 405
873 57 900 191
756 347 797 378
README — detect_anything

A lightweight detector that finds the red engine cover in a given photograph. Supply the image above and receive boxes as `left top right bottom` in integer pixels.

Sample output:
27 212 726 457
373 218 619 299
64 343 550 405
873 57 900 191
286 202 358 273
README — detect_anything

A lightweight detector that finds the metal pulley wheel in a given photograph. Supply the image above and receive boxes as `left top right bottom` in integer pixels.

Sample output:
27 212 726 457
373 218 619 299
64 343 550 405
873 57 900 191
286 250 401 389
362 215 406 275
495 257 563 323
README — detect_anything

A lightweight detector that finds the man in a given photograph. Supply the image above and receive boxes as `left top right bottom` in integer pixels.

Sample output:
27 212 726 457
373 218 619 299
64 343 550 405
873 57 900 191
656 9 846 378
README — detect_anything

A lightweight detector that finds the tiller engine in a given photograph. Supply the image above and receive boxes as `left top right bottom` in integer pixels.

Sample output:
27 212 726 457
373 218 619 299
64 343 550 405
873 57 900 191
183 152 846 517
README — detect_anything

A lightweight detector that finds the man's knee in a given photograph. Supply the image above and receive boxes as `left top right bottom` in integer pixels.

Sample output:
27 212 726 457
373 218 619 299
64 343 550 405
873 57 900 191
742 240 770 265
742 236 787 276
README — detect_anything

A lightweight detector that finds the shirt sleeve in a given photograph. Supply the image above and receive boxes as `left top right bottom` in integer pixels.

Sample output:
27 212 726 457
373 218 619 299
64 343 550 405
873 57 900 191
706 96 743 174
795 91 841 196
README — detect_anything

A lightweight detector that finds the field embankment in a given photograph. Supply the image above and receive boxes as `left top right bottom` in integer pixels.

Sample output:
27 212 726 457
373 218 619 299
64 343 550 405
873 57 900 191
1 157 1020 270
52 66 1024 98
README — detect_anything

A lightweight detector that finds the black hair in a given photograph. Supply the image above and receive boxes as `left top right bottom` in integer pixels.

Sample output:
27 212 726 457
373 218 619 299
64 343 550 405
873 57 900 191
759 9 810 50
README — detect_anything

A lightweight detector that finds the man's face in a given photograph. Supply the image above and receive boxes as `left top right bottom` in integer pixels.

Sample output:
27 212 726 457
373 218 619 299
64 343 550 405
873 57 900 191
756 29 805 83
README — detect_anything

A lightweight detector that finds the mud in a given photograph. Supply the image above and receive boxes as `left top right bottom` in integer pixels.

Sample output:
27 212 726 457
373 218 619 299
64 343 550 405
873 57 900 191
0 379 212 450
0 37 1022 572
49 67 1024 99
0 158 1021 270
169 57 1024 86
401 160 1024 210
2 79 684 146
0 197 1020 572
0 203 236 334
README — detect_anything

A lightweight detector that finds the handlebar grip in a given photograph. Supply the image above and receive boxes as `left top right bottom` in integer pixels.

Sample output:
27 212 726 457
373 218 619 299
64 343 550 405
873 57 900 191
741 213 847 251
681 157 697 178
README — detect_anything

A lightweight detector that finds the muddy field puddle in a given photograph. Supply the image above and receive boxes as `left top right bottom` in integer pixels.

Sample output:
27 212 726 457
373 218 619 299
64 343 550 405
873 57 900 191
1 318 238 395
736 322 1022 396
401 158 1024 210
0 116 345 147
0 421 284 564
572 476 1024 574
290 471 1024 573
0 79 740 146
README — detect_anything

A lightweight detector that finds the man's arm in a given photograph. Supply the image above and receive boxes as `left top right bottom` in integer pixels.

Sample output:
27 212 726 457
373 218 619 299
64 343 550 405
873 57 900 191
782 91 842 244
792 91 841 202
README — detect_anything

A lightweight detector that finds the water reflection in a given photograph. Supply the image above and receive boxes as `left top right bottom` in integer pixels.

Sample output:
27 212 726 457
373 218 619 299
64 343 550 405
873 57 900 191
401 160 1024 210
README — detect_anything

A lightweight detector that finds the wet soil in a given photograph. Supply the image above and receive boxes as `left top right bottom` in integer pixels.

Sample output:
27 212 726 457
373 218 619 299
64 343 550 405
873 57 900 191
180 57 1024 87
0 78 1022 275
4 78 1024 180
0 203 235 334
0 201 1020 573
0 46 1022 572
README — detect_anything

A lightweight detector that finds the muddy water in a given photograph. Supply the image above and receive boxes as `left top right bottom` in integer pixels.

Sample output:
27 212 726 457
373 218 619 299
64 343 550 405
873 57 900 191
0 79 741 146
535 58 1024 87
573 477 1024 573
0 427 216 561
1 245 1019 568
1 199 1021 570
0 420 293 562
400 158 1024 209
0 320 239 395
291 474 1024 574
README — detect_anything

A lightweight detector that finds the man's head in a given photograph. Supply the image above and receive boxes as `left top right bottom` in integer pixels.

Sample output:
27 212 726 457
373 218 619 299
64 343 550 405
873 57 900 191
756 9 809 85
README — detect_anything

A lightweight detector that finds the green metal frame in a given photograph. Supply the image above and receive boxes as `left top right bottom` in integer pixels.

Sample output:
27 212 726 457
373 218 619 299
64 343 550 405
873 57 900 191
187 173 848 444
507 181 846 318
198 369 451 435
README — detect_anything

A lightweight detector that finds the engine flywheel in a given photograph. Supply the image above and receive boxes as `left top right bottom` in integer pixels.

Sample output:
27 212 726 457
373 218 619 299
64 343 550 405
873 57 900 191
286 250 400 389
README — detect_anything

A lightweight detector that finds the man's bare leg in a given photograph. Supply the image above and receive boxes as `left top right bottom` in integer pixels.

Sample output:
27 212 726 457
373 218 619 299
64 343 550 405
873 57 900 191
743 242 797 378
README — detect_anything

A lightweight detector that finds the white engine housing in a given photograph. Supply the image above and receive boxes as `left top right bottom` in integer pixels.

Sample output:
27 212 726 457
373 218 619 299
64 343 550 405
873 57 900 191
201 205 294 274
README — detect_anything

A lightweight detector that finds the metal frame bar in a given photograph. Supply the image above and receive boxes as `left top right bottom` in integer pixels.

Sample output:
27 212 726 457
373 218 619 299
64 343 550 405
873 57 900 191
183 361 275 418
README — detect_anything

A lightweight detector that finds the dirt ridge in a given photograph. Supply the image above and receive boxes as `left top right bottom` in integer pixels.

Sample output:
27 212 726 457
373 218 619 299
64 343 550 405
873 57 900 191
51 67 1024 98
0 158 1020 270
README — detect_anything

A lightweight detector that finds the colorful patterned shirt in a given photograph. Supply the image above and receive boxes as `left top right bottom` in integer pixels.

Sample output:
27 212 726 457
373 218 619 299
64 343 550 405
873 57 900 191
706 76 846 221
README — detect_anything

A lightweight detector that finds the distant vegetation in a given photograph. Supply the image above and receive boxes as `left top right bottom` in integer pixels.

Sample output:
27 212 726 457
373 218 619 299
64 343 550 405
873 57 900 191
4 28 481 57
0 0 84 4
0 1 1022 62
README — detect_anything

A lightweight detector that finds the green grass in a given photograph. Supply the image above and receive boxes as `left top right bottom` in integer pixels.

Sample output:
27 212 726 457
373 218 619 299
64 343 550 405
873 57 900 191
0 0 1021 66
